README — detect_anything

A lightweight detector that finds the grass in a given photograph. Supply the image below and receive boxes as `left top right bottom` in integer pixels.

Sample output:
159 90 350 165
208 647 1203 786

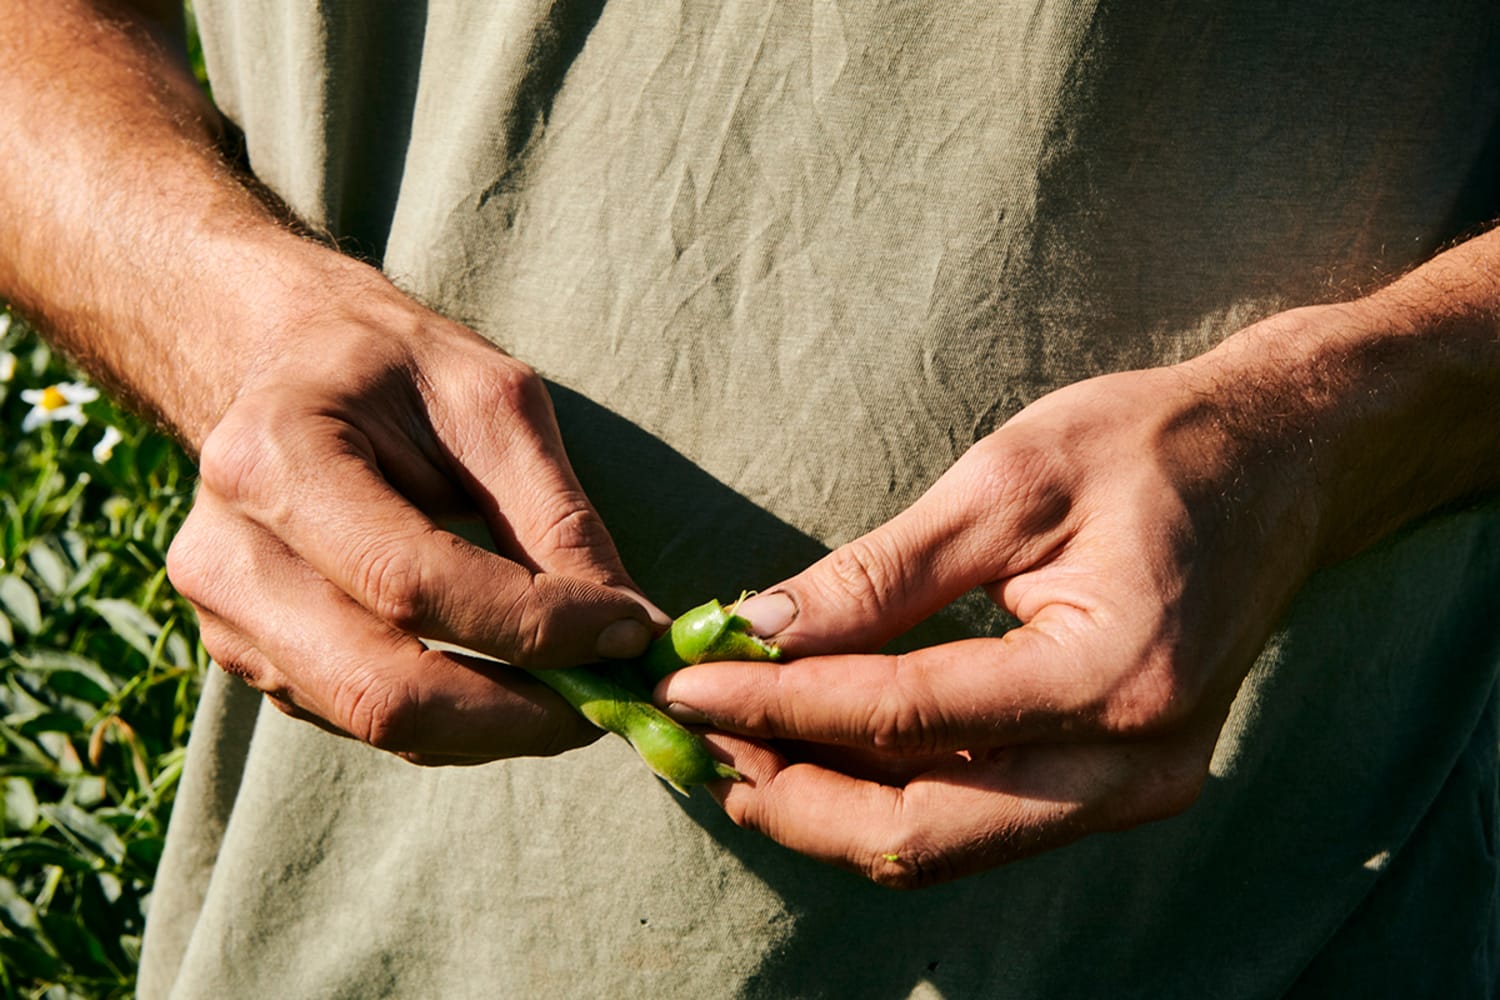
0 308 205 999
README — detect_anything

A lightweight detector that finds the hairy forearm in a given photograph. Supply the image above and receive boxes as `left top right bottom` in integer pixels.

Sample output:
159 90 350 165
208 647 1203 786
0 0 374 450
1185 227 1500 567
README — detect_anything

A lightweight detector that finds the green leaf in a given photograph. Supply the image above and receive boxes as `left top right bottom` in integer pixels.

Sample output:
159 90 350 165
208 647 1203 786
0 323 207 991
70 775 107 810
124 836 164 870
43 671 111 706
2 778 39 832
15 712 86 738
0 837 94 872
84 599 160 659
28 542 72 596
13 651 118 698
64 552 110 598
0 723 56 773
1 501 22 562
40 803 127 865
133 434 170 481
0 930 60 982
0 878 61 980
0 873 54 944
94 871 123 905
39 732 83 775
163 630 193 670
0 575 42 634
40 907 116 978
60 529 89 570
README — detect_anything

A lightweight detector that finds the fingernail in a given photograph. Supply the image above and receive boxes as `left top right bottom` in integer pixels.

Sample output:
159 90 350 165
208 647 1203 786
736 591 797 637
613 587 673 629
596 618 652 659
664 702 710 725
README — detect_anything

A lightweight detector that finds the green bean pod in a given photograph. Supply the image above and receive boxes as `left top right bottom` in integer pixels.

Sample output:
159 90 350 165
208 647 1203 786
525 597 781 794
530 664 740 795
638 596 782 684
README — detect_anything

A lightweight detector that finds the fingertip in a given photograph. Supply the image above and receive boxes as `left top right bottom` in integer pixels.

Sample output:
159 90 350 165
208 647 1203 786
612 587 672 630
652 661 730 715
661 701 710 725
735 590 798 638
594 617 653 659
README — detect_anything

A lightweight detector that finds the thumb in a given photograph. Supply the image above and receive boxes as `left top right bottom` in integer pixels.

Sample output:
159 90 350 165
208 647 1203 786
735 453 1052 657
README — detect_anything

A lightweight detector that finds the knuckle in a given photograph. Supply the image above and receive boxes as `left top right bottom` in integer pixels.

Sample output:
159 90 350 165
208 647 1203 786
490 584 554 668
474 359 547 417
265 695 299 718
1112 748 1209 828
1097 649 1194 739
720 792 753 830
864 835 950 891
954 439 1019 499
206 646 258 685
866 663 944 754
356 545 433 634
960 440 1071 539
1098 665 1188 734
820 537 906 619
165 518 211 602
963 438 1046 498
1150 766 1207 820
396 752 449 768
538 502 614 562
335 672 421 752
197 399 283 506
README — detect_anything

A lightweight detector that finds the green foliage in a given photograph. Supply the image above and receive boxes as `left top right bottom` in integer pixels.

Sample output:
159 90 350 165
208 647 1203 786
0 307 205 998
182 0 210 95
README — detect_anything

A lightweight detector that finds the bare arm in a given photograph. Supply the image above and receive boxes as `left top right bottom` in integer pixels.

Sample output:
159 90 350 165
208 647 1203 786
1227 233 1500 563
1 1 663 762
0 0 293 441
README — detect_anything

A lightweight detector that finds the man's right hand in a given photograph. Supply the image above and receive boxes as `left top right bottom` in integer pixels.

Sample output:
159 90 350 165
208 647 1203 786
166 273 663 764
0 3 660 765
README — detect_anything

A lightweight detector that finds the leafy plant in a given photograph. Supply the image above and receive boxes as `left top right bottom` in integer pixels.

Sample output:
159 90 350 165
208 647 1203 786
1 307 205 999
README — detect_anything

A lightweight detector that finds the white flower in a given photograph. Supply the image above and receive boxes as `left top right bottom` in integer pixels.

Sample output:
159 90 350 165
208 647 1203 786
0 350 15 383
92 425 124 463
0 313 12 338
20 381 99 432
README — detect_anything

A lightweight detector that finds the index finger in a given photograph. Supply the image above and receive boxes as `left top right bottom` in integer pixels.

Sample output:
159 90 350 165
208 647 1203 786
197 411 653 668
659 604 1154 755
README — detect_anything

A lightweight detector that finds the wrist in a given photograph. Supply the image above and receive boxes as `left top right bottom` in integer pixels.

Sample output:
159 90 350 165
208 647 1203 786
164 221 428 450
121 220 361 449
1180 260 1500 569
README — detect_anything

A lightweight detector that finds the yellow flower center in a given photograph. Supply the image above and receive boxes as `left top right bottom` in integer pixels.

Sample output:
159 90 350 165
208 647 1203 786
39 385 68 411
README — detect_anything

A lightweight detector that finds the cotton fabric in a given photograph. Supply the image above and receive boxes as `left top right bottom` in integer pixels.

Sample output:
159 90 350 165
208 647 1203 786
140 4 1500 997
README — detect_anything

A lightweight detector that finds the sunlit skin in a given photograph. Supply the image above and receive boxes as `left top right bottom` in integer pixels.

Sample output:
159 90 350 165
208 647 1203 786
659 288 1500 888
2 1 1498 885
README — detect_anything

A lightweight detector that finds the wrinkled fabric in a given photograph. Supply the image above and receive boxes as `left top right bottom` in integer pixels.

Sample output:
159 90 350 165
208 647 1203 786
140 3 1500 997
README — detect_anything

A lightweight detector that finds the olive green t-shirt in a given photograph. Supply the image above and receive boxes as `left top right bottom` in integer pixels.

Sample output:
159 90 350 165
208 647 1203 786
140 3 1500 997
